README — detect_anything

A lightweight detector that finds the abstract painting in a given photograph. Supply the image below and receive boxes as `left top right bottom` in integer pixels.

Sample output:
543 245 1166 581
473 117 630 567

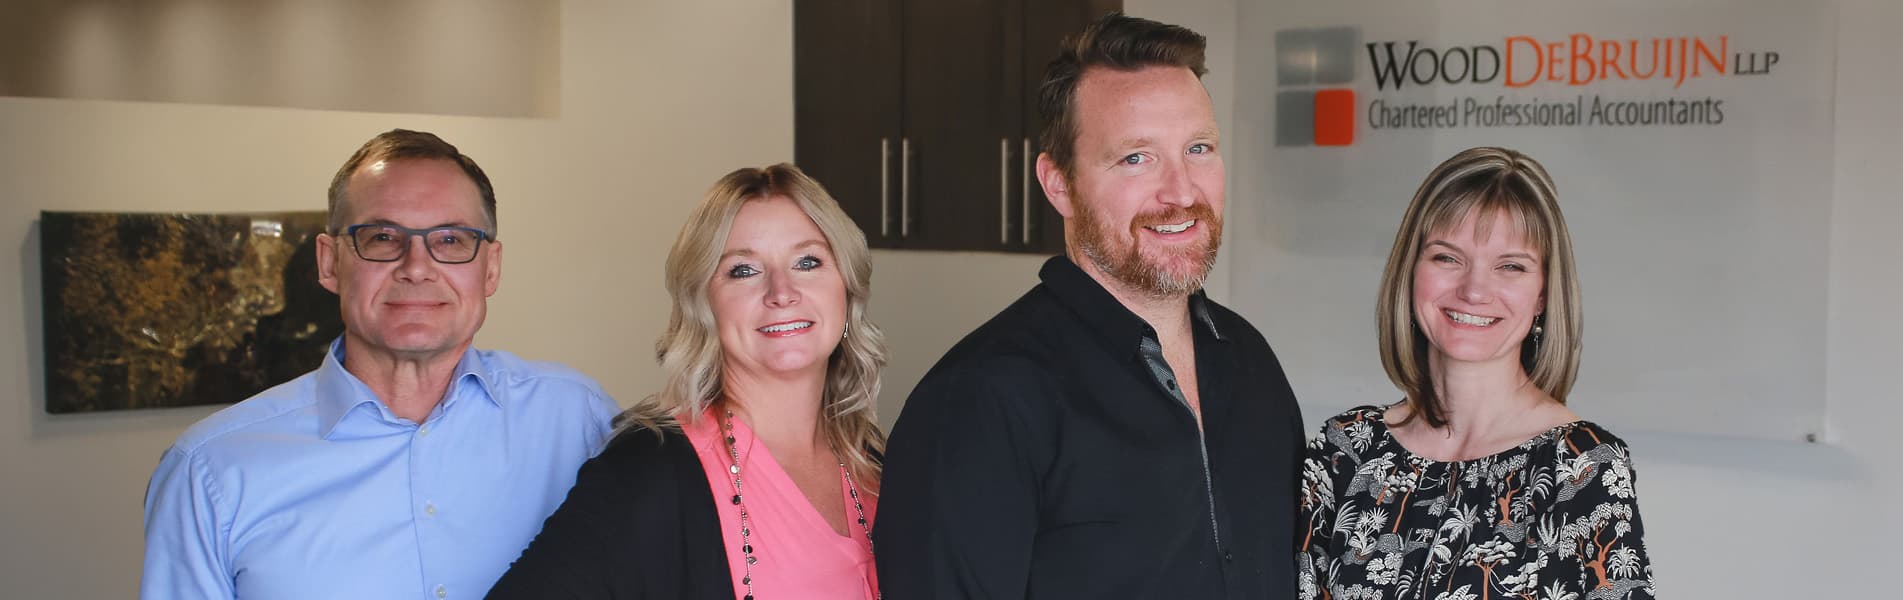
40 211 342 413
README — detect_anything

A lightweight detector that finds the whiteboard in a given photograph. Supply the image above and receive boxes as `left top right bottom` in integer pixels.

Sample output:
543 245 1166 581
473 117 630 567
1224 1 1835 441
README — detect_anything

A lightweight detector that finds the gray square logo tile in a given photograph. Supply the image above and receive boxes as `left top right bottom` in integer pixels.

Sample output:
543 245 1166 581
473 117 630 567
1276 30 1316 86
1313 27 1359 84
1275 90 1315 147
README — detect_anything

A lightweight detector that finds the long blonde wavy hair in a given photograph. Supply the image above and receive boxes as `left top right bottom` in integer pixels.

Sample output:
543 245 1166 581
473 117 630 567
619 163 888 485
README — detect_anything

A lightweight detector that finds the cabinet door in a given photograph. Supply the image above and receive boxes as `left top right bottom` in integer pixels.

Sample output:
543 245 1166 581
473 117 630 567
795 0 903 247
900 0 1023 251
1022 0 1122 254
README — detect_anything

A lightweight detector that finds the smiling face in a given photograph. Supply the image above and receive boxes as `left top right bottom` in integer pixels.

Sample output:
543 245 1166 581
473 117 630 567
317 158 501 364
1044 65 1224 299
707 195 848 382
1411 209 1546 369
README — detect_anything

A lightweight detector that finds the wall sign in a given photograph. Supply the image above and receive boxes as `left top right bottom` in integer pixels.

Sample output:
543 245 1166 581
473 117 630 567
1229 1 1835 441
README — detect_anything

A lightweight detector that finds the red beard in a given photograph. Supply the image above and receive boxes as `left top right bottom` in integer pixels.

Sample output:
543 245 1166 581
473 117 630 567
1072 200 1222 298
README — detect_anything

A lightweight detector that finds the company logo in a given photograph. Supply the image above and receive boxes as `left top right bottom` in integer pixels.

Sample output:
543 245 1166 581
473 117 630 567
1275 27 1360 147
1273 25 1782 145
1364 34 1760 91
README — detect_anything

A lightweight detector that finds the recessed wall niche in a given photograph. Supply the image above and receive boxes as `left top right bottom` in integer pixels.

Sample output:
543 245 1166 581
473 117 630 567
0 0 559 117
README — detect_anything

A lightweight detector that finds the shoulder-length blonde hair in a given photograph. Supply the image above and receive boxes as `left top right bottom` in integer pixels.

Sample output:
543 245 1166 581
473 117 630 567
1376 147 1582 429
619 163 888 485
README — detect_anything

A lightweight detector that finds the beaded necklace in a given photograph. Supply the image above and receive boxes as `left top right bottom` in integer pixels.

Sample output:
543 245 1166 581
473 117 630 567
720 410 876 600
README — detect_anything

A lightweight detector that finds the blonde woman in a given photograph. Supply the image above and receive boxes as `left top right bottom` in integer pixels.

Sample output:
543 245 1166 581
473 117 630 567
1297 148 1654 600
492 164 886 599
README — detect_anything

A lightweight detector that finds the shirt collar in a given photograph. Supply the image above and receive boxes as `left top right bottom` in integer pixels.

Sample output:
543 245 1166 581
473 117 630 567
314 338 501 439
1037 255 1226 354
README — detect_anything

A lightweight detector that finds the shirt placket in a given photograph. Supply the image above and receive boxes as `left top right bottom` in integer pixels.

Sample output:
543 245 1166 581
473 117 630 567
410 408 450 600
1136 329 1231 574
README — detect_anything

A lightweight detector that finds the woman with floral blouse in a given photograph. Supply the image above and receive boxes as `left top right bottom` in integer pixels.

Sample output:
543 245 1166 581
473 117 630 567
1298 147 1655 600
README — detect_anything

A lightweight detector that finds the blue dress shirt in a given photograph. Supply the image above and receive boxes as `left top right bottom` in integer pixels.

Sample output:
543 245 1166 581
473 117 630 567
141 340 619 599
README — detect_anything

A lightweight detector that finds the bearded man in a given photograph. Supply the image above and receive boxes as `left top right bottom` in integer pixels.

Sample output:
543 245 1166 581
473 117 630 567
874 12 1307 600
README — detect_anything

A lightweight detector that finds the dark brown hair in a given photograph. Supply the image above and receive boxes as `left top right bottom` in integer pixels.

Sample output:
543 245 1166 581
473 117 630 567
1037 12 1208 177
327 129 498 235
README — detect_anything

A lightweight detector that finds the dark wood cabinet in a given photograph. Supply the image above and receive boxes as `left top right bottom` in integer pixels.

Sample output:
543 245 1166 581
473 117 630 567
795 0 1119 254
1020 0 1121 252
793 1 901 242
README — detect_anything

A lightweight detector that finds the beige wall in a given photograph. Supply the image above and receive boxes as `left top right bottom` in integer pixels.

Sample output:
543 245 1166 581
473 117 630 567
0 0 561 118
0 1 1231 596
0 2 793 596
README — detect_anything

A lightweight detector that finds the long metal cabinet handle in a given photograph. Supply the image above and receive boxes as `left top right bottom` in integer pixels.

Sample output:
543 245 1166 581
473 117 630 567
900 138 912 238
880 138 891 238
1000 138 1011 244
1021 137 1033 245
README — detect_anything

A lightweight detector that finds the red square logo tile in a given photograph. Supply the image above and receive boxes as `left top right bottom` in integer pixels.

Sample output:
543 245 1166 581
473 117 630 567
1313 89 1355 146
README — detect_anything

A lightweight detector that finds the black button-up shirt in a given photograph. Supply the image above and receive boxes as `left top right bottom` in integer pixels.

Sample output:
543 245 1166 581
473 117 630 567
876 256 1305 598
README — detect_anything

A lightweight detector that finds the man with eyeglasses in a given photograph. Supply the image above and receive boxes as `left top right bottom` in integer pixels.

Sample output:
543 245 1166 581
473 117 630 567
141 129 618 599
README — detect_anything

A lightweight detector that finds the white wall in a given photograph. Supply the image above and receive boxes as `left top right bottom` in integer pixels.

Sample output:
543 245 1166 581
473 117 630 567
1228 1 1837 443
1221 1 1901 597
3 0 1891 597
1644 2 1903 591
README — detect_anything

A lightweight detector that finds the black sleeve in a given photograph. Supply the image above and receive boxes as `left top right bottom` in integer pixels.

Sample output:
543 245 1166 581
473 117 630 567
488 435 647 599
874 358 1050 599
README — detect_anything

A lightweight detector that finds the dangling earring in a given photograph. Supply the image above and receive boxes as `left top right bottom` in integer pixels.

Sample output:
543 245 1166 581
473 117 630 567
842 322 850 340
1530 314 1544 346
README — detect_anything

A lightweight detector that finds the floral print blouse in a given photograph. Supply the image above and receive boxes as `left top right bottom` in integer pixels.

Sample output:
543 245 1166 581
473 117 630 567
1299 406 1655 600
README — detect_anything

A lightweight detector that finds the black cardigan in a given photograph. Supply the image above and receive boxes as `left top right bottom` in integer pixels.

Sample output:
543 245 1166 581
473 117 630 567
487 427 737 599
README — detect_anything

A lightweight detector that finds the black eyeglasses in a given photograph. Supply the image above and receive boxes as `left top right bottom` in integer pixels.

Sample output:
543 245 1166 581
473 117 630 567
342 224 493 264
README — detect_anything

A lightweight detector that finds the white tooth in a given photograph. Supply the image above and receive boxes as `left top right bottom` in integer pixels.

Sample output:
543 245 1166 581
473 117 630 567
761 321 813 333
1149 220 1194 234
1447 311 1496 326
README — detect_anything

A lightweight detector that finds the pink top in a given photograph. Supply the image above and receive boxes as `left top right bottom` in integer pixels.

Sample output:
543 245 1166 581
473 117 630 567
681 409 879 600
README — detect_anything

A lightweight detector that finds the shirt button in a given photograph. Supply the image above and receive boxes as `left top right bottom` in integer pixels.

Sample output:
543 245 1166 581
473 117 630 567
1166 379 1177 390
435 584 447 598
425 502 437 516
418 425 430 438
